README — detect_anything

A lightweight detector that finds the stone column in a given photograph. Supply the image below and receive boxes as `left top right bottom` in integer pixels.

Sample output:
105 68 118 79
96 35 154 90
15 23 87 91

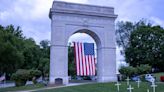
49 20 68 85
97 47 117 82
49 45 68 84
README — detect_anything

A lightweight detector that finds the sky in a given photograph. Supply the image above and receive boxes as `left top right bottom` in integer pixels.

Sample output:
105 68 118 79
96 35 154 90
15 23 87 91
0 0 164 68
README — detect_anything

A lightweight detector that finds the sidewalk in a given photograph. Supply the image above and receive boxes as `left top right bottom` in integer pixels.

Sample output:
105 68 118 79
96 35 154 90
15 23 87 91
16 82 95 92
0 81 33 88
0 82 15 88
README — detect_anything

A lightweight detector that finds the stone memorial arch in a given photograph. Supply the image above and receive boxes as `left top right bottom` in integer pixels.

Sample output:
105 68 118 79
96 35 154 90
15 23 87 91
49 1 118 84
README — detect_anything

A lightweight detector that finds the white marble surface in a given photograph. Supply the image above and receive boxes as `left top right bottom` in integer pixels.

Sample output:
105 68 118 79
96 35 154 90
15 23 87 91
49 1 117 84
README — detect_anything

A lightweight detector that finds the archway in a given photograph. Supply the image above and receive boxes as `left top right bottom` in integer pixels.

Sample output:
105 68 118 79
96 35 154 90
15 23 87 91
68 29 99 82
49 1 117 84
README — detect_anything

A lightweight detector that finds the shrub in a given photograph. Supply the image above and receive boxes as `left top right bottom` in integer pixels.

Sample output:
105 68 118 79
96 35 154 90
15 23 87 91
137 64 151 74
140 74 145 81
29 69 41 84
29 69 41 78
119 66 137 78
11 69 30 86
119 64 151 79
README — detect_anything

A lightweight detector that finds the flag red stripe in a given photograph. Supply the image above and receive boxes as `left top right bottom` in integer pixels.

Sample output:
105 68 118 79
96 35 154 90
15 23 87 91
90 56 93 76
86 55 89 75
75 42 80 75
80 43 84 75
78 42 82 75
89 55 93 75
77 43 80 75
73 42 78 75
88 56 91 75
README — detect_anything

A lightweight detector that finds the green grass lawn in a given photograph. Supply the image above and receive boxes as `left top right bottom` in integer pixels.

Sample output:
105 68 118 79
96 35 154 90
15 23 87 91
0 82 163 92
34 82 164 92
139 72 164 82
0 84 45 92
153 72 164 82
0 72 163 92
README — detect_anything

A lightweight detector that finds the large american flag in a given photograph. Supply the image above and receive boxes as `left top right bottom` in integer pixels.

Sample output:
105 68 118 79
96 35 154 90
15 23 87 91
73 42 96 76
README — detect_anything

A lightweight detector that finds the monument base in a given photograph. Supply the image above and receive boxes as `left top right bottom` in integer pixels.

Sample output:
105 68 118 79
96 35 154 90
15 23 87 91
97 76 117 82
49 76 69 85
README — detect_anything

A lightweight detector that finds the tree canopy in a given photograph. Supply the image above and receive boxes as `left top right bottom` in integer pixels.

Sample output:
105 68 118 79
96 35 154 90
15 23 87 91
0 24 76 79
0 25 50 78
116 20 152 54
125 25 164 71
116 20 164 72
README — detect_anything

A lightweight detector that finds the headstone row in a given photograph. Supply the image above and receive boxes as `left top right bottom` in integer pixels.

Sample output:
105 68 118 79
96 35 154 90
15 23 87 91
114 77 157 92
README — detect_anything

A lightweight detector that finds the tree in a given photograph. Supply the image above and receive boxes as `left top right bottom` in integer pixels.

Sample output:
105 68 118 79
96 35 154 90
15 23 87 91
38 58 49 77
116 21 134 54
68 44 76 77
39 40 50 77
0 25 25 75
125 25 164 71
116 20 152 55
40 40 50 49
22 38 41 69
0 24 52 81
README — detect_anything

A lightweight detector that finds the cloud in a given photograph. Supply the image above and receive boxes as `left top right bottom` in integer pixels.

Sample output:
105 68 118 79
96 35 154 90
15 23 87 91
22 24 51 44
7 0 53 21
27 0 54 20
55 0 88 4
0 11 10 21
1 0 163 43
1 0 163 70
69 33 94 43
85 0 154 21
0 0 54 44
150 17 164 27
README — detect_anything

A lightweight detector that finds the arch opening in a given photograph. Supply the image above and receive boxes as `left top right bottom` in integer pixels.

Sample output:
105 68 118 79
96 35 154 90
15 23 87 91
67 29 101 83
72 29 101 49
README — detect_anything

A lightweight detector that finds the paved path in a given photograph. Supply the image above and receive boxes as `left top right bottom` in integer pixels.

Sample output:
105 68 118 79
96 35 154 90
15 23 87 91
0 81 33 88
0 82 15 88
16 82 95 92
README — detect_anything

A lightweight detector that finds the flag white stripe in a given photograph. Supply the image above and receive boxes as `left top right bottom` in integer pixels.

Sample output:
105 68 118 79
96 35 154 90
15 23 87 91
90 55 93 75
82 44 86 76
91 56 95 75
85 55 89 75
91 56 94 76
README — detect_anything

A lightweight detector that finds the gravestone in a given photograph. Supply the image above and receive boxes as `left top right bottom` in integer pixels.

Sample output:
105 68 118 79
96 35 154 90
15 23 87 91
49 1 118 84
